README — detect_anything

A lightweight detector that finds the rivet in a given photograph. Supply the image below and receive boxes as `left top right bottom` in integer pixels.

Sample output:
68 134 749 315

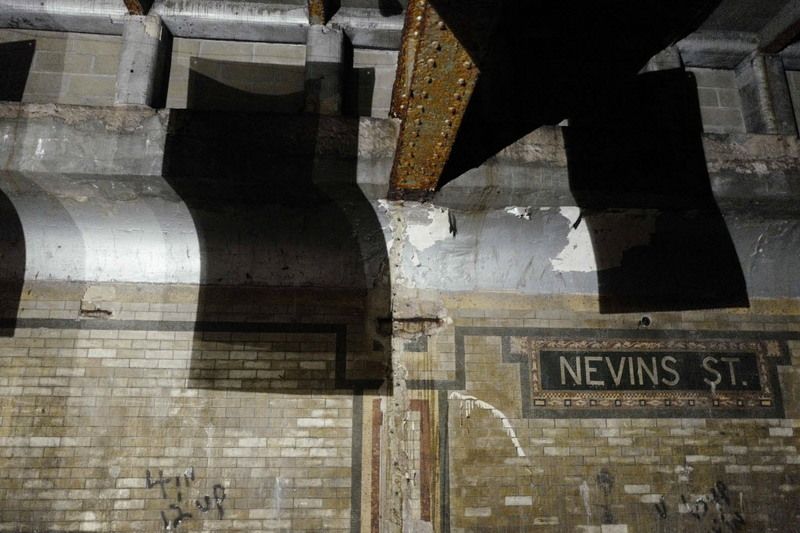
440 131 449 138
445 119 452 126
399 104 406 110
437 21 445 29
457 78 466 86
431 41 440 49
416 105 424 111
463 60 472 69
426 77 433 84
421 91 428 98
416 15 423 21
413 31 419 37
427 58 436 67
453 93 462 100
448 106 456 114
415 118 423 125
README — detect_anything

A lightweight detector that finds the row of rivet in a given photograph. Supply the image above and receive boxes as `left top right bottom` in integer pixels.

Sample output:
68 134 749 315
392 1 477 189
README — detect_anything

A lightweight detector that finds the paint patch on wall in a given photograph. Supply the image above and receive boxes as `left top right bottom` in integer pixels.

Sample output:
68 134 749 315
504 206 532 220
406 206 452 251
550 207 657 272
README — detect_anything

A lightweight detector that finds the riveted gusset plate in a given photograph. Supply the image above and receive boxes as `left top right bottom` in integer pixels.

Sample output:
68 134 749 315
388 0 479 199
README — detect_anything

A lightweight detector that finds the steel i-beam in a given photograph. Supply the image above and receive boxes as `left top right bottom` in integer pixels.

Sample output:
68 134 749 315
388 0 479 199
123 0 144 15
308 0 336 25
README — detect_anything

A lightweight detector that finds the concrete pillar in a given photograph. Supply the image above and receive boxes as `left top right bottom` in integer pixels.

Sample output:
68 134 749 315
734 52 797 136
115 14 172 107
305 25 344 115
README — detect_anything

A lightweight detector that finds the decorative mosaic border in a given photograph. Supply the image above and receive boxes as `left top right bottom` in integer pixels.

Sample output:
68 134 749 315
509 337 785 415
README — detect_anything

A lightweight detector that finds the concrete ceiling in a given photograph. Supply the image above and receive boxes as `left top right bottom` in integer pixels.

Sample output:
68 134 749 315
700 0 789 33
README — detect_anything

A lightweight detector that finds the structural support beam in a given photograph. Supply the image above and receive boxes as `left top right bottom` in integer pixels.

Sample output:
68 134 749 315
307 0 338 26
152 1 309 43
123 0 144 15
0 0 127 35
676 31 758 69
388 0 479 199
304 25 344 115
734 51 797 136
759 1 800 54
115 14 172 107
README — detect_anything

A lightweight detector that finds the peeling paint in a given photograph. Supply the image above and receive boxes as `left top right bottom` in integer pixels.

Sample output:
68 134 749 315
550 207 595 273
550 207 657 273
143 15 162 38
504 206 532 220
449 392 525 457
406 206 452 251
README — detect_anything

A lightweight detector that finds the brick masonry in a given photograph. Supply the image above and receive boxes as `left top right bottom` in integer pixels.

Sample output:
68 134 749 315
688 67 747 133
0 282 389 532
0 250 797 532
0 71 797 533
0 29 121 106
165 38 307 111
390 293 800 532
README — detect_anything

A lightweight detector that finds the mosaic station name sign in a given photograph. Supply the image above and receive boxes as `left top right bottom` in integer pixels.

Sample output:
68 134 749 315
541 351 760 391
505 336 790 417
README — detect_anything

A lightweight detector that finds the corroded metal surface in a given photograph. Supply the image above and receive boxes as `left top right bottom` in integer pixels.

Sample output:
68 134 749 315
124 0 144 15
308 0 337 25
388 0 479 198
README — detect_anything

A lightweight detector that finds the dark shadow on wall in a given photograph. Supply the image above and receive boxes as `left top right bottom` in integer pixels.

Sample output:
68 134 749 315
433 0 722 187
0 185 25 335
0 40 35 101
563 69 750 313
186 58 306 112
162 109 391 393
343 66 376 116
378 0 404 16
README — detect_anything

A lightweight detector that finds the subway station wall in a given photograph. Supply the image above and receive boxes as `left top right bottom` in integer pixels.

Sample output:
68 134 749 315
0 103 798 532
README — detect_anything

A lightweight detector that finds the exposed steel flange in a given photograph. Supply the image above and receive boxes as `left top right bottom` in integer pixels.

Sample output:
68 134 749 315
308 0 334 25
124 0 144 15
388 0 479 199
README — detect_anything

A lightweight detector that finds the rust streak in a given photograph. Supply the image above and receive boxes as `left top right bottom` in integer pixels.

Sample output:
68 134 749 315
388 0 479 198
370 399 383 533
123 0 144 15
308 0 327 25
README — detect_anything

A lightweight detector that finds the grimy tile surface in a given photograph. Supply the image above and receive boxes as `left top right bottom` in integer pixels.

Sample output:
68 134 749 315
0 101 798 532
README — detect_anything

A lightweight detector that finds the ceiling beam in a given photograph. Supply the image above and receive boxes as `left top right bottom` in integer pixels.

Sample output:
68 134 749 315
388 0 479 199
759 1 800 54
